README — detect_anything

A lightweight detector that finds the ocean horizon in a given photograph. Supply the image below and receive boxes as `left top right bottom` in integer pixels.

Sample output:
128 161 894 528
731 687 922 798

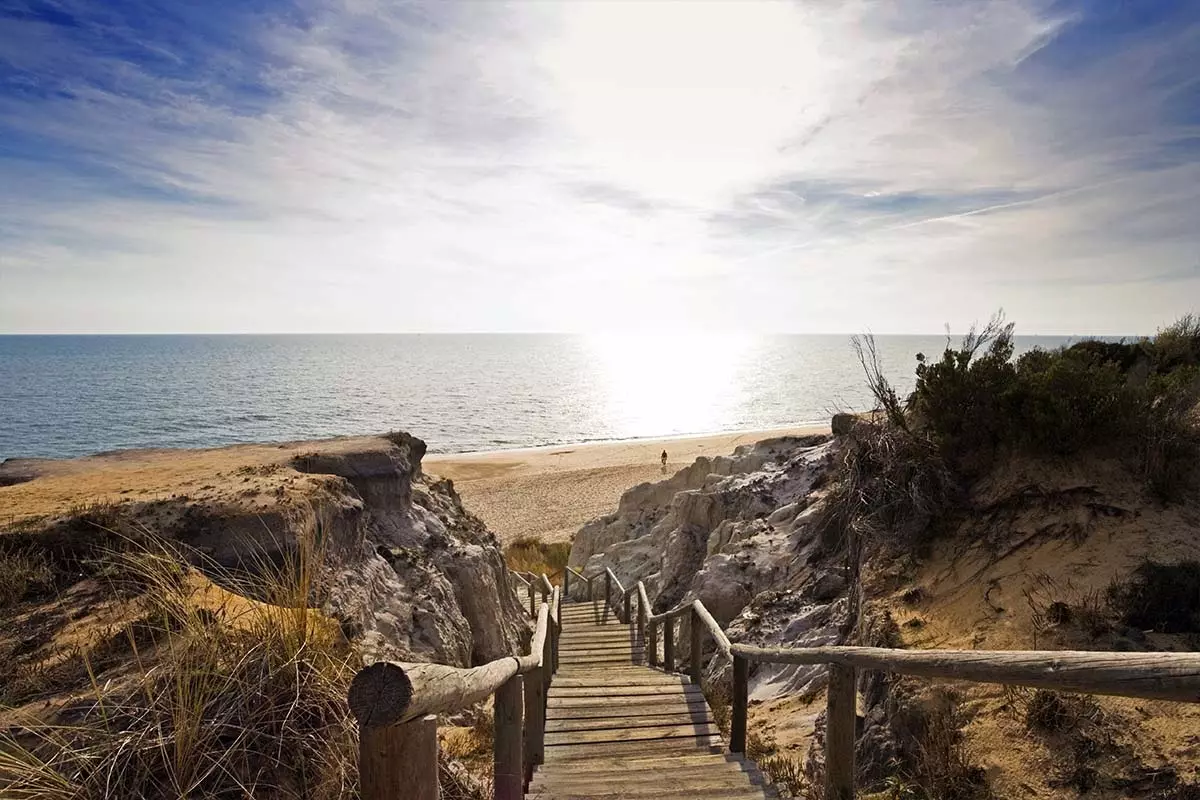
2 333 1090 460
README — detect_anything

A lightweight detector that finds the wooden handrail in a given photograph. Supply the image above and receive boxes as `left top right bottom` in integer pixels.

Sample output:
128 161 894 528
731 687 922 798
730 644 1200 703
351 571 561 800
623 576 1200 800
348 603 551 726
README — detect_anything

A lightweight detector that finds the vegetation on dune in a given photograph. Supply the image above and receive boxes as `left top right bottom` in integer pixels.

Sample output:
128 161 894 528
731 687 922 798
824 312 1200 555
0 547 55 607
0 527 360 800
818 313 1200 797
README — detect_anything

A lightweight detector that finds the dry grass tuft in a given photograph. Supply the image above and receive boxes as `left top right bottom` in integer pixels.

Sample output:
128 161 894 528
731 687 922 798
0 548 54 607
702 680 813 797
504 535 570 581
0 524 359 800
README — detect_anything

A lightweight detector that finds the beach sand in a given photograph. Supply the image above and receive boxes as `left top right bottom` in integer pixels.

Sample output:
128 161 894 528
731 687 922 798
425 425 829 545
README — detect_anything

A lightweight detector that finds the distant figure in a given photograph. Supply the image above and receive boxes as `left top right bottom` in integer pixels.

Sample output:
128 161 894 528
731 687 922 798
660 449 668 472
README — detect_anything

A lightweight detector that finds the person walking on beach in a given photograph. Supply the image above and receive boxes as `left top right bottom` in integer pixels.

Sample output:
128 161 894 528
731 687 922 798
660 449 668 472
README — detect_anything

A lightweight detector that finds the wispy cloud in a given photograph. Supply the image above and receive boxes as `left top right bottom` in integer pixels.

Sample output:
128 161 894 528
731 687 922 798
1 0 1197 333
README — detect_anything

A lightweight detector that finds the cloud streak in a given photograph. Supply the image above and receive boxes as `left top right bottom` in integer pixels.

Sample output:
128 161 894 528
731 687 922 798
1 0 1197 334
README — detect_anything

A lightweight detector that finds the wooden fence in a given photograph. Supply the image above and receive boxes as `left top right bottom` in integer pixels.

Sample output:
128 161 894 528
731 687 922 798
581 565 1200 800
348 571 560 800
348 564 1200 800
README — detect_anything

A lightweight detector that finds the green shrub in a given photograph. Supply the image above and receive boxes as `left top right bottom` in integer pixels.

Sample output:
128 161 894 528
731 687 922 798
909 315 1018 467
832 313 1200 553
907 312 1199 488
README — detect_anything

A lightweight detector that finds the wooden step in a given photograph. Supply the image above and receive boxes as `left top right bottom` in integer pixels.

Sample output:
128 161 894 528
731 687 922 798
534 752 755 773
552 674 682 689
543 735 726 761
530 767 774 795
545 721 721 746
527 785 776 799
532 599 777 800
547 699 711 720
547 711 713 733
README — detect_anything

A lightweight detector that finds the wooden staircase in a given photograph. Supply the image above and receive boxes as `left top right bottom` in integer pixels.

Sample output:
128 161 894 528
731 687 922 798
528 600 778 799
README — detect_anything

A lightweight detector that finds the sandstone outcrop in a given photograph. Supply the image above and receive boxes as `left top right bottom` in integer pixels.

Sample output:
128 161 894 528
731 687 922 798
0 432 528 668
569 434 851 698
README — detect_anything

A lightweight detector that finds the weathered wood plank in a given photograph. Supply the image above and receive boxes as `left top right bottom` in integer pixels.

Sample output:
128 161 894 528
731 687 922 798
525 785 775 799
730 655 748 754
825 663 856 800
531 770 772 793
731 644 1200 703
545 722 720 745
358 714 437 800
547 699 712 719
494 675 523 800
531 770 771 792
543 736 726 761
536 753 755 775
547 712 713 733
553 675 686 688
551 684 697 697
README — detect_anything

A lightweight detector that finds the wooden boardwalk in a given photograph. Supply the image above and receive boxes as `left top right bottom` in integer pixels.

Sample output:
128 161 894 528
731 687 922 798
528 601 778 799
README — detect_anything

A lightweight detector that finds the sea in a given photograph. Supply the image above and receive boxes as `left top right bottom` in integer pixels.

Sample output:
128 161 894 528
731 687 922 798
0 333 1081 460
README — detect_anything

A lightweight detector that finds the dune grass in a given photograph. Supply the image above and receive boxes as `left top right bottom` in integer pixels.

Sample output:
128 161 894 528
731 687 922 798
503 535 570 582
0 525 359 800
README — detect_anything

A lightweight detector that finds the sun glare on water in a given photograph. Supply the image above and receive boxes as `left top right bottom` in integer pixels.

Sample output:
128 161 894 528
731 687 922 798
584 332 757 440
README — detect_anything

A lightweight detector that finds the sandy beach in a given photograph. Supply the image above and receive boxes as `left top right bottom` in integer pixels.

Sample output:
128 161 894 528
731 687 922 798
425 425 829 545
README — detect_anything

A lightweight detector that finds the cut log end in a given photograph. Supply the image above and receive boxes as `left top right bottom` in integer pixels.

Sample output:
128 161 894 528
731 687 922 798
349 661 414 728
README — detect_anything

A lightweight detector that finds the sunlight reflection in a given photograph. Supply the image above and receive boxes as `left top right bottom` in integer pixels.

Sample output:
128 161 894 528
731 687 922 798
584 332 756 439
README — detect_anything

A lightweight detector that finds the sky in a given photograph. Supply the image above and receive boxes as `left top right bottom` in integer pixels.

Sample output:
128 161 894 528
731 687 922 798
0 0 1197 335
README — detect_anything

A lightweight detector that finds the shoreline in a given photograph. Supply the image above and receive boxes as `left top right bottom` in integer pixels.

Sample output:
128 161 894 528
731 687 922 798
424 422 831 460
426 423 830 544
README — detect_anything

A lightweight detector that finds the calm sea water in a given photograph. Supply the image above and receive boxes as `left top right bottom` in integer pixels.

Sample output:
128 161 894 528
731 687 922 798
0 334 1078 460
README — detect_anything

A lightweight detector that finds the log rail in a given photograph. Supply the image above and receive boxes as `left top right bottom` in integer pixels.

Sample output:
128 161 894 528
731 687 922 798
582 569 1200 800
349 562 1200 800
350 573 560 800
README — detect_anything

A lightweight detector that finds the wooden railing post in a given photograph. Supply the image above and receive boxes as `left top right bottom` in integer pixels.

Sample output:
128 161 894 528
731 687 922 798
649 621 659 668
730 655 748 754
623 592 632 625
522 666 544 787
664 617 675 672
604 571 612 618
563 568 569 598
550 613 559 673
690 607 702 683
495 675 524 800
637 605 646 660
528 584 536 618
825 664 856 800
358 715 438 800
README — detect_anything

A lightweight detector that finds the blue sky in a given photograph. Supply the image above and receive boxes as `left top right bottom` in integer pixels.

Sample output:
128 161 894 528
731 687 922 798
1 0 1197 334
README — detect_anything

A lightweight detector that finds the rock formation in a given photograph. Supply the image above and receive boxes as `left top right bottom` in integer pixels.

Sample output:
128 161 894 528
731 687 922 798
569 433 850 698
0 432 529 668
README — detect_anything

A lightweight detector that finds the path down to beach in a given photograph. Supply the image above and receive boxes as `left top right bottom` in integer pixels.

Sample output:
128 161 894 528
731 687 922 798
528 600 778 799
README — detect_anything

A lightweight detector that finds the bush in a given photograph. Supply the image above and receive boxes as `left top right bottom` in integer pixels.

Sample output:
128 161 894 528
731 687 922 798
831 313 1200 554
903 312 1199 488
1107 560 1200 634
818 416 956 554
1023 690 1098 733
